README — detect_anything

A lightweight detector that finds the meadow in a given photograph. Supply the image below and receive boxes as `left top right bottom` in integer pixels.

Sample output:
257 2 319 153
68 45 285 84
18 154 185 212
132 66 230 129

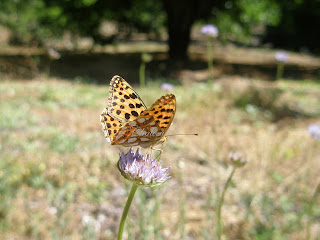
0 75 319 240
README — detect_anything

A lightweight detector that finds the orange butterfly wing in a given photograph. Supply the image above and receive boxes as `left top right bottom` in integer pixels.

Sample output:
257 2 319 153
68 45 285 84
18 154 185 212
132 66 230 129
100 75 176 148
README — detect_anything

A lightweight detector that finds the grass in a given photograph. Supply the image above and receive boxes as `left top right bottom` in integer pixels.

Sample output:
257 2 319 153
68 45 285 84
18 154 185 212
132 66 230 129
0 76 319 239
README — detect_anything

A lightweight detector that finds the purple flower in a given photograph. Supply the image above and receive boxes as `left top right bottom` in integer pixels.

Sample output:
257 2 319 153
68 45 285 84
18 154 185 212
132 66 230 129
227 152 248 168
161 83 174 91
275 51 289 63
201 24 219 37
308 124 320 140
117 148 171 187
47 47 61 60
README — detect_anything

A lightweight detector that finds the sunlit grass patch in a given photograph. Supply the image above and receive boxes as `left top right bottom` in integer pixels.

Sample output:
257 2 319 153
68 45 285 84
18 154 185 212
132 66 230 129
220 77 320 122
0 101 39 130
277 79 320 117
34 127 79 154
0 76 319 239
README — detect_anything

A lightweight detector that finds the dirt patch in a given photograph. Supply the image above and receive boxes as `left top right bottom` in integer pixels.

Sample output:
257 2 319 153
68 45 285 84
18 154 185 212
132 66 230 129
0 42 319 81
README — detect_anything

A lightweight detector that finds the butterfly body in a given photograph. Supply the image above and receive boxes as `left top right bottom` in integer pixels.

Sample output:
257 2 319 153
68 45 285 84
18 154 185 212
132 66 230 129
100 75 176 148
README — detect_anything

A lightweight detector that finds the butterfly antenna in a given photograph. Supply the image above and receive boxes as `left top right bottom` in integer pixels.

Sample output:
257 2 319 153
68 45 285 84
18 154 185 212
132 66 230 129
166 133 198 137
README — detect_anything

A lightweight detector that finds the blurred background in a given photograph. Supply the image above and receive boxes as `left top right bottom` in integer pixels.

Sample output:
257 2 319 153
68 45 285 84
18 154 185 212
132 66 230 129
0 0 319 239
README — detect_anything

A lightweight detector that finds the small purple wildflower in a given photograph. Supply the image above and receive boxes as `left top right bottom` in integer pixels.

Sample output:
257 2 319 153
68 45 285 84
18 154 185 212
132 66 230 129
161 83 174 91
275 51 289 63
227 152 247 168
201 24 219 37
47 47 61 60
117 148 171 187
308 124 320 140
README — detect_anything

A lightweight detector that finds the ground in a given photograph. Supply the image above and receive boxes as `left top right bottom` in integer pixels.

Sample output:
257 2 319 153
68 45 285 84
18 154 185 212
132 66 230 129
1 30 320 239
0 73 319 239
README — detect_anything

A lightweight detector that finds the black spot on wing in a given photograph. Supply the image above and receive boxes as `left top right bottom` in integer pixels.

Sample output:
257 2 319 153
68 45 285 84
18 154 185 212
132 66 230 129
131 111 138 117
130 93 137 99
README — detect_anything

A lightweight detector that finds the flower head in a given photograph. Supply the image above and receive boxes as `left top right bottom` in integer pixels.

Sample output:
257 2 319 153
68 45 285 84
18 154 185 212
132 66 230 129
161 83 174 91
47 47 61 60
141 53 153 63
275 51 289 63
117 148 171 187
308 124 320 140
201 24 219 37
227 152 247 168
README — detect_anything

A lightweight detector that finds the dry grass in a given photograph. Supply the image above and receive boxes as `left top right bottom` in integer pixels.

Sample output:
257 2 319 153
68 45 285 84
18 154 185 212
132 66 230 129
0 76 319 239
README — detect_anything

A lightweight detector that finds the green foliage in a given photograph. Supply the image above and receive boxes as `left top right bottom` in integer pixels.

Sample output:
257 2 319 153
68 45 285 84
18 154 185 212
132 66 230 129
117 0 165 35
237 0 280 25
0 0 46 45
0 158 22 229
209 0 281 44
264 0 320 52
0 0 165 45
0 0 319 57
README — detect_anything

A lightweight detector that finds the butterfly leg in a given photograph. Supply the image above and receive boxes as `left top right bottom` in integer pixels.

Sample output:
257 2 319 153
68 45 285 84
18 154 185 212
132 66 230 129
150 144 165 160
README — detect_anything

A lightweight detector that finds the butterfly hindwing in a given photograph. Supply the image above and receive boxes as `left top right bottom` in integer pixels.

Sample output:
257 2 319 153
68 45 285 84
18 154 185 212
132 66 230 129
111 114 162 148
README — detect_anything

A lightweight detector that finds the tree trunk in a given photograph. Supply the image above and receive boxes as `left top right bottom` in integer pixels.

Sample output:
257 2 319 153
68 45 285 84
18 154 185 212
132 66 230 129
163 0 216 60
166 18 192 60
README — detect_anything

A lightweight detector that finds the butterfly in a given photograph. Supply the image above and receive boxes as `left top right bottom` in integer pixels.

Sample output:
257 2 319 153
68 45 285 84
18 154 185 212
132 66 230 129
100 75 176 148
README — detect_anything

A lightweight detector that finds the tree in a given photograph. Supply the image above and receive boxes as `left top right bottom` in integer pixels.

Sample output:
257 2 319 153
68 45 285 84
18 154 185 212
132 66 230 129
5 0 311 60
263 0 320 53
162 0 217 60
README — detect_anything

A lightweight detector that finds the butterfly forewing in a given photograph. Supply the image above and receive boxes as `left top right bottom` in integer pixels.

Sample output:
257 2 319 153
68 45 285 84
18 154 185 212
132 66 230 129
100 109 124 143
108 75 147 122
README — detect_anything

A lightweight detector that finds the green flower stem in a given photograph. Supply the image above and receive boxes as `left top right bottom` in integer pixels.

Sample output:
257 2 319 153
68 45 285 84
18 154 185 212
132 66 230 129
118 184 139 240
217 167 236 240
306 180 320 240
276 62 284 80
206 38 214 81
139 62 146 88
